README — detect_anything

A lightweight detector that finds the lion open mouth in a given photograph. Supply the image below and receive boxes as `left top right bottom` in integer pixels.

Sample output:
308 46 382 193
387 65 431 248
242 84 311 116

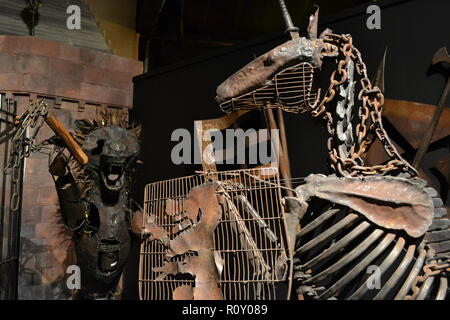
101 162 125 190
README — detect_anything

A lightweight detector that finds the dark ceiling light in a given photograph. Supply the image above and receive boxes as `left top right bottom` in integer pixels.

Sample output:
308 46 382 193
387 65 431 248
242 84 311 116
21 0 43 36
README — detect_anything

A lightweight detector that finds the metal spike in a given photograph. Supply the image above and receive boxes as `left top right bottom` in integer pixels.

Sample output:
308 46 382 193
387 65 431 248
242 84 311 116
373 48 387 94
278 0 299 38
307 6 319 40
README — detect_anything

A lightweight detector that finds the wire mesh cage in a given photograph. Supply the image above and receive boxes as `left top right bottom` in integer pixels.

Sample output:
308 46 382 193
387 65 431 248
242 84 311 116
219 62 318 114
139 167 291 300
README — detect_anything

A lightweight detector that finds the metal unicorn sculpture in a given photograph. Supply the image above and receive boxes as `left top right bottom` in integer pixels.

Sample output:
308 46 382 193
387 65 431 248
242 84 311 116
215 1 450 300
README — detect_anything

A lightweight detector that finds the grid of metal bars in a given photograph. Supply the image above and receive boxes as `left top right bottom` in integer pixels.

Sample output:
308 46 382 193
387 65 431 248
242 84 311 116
219 62 318 113
0 93 23 300
139 168 290 300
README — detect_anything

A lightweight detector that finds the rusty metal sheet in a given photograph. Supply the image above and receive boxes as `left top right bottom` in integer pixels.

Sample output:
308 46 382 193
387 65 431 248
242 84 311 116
215 37 321 103
297 174 435 238
153 183 224 300
173 285 194 300
382 99 450 149
365 99 450 166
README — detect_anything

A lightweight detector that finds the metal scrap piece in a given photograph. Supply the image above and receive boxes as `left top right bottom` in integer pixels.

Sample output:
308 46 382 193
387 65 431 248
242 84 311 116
154 183 224 300
173 285 194 300
216 37 325 103
297 174 434 238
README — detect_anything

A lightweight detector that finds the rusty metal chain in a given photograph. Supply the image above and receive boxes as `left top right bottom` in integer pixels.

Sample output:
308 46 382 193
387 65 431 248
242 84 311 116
312 33 417 177
4 100 49 211
405 256 450 300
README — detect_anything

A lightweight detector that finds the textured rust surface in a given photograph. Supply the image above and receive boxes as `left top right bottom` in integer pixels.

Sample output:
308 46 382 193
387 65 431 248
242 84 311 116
173 285 194 300
382 99 450 149
216 37 320 103
153 183 223 300
365 99 450 165
298 174 434 238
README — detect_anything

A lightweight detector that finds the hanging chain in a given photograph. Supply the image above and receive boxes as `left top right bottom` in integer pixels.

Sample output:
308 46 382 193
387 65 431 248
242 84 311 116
311 33 417 177
405 255 450 300
4 100 49 211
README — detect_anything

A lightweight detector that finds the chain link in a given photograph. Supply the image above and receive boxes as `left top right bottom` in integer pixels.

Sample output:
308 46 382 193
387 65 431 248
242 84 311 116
406 257 450 300
4 100 49 211
311 33 417 177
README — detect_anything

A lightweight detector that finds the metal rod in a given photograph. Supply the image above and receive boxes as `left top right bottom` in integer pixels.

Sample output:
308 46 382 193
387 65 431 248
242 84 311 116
278 0 299 37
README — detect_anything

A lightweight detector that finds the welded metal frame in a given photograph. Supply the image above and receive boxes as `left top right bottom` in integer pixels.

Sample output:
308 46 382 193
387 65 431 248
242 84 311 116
138 168 292 300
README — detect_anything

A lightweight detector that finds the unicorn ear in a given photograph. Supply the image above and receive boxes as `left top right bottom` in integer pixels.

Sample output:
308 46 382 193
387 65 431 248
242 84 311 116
307 6 319 40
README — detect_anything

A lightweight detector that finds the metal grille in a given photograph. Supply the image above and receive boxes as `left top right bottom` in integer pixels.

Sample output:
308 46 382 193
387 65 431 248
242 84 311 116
139 167 291 300
219 62 318 113
0 94 23 300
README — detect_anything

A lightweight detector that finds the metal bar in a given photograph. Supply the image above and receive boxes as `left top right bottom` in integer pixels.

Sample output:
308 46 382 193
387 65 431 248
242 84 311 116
374 243 415 300
320 233 396 299
394 249 426 300
304 229 385 285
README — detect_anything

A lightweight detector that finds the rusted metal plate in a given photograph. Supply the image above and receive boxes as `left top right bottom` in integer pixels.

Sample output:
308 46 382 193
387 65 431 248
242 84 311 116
139 168 290 300
215 37 320 103
382 99 450 149
173 285 194 300
297 174 435 238
153 183 224 300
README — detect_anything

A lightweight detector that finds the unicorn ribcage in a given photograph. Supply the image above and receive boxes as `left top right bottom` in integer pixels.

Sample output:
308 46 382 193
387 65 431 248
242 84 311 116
215 2 450 300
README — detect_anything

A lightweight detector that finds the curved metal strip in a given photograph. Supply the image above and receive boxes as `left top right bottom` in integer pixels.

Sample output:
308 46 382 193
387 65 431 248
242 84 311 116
296 213 359 254
436 277 448 300
373 242 415 300
393 248 426 300
296 208 341 240
303 228 384 285
302 221 371 270
349 237 405 300
415 277 434 300
319 233 396 299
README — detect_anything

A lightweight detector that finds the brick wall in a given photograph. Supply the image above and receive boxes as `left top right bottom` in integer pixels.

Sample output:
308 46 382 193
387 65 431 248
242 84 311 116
0 36 141 108
0 36 142 300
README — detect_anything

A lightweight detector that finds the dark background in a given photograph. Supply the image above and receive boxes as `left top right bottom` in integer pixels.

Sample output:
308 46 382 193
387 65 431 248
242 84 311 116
125 0 450 299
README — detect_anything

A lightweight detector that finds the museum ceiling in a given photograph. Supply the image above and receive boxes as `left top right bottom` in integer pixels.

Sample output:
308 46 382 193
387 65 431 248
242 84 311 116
137 0 372 70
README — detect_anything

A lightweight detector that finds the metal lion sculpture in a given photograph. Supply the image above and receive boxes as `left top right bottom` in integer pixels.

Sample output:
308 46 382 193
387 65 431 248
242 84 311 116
215 1 450 300
7 103 142 299
53 110 142 299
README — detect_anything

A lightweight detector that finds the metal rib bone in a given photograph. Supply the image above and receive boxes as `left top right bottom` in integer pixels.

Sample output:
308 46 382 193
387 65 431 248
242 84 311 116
319 233 396 299
394 248 426 300
303 228 385 285
301 221 371 270
296 208 341 240
296 213 359 254
415 277 434 300
436 277 448 300
373 242 415 300
349 236 405 300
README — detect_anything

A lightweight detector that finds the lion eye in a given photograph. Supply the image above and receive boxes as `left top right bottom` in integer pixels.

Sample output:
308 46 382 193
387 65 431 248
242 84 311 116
91 139 105 155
